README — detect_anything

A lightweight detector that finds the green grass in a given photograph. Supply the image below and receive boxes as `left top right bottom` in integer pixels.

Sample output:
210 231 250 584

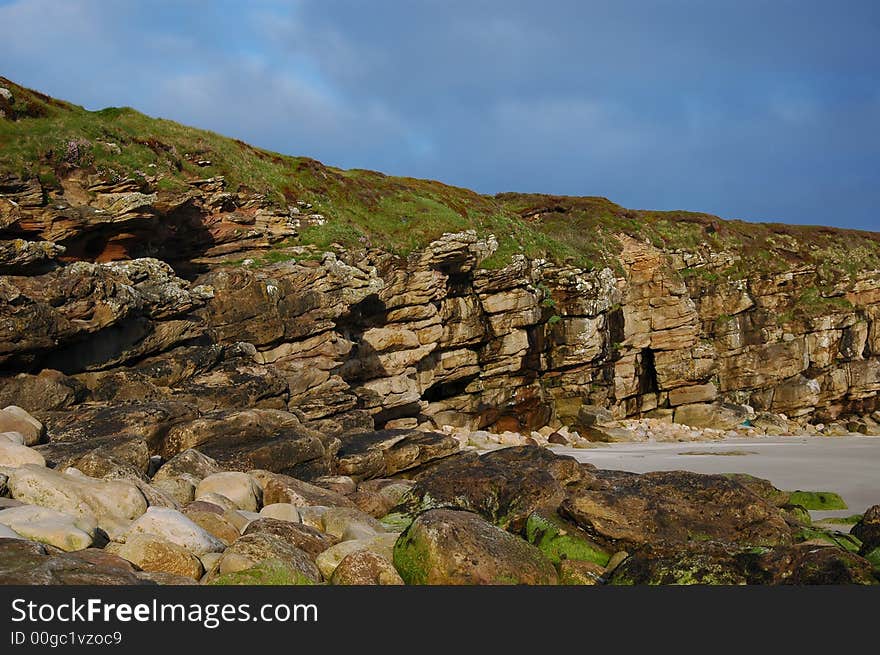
3 75 880 274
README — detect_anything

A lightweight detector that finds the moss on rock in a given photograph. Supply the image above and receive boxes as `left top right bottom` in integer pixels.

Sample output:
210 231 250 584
209 559 317 586
525 510 610 567
788 490 848 511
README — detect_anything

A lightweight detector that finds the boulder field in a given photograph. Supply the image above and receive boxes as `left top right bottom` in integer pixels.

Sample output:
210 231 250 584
0 408 877 585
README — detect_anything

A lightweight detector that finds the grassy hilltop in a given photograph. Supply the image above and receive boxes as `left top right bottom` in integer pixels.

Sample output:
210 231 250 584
2 75 879 277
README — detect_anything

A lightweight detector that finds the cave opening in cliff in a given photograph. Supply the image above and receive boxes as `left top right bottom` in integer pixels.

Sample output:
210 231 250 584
423 374 479 402
638 347 659 395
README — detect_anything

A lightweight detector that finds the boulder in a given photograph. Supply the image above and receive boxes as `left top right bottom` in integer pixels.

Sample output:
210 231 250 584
208 559 316 586
525 509 610 566
320 507 386 541
852 505 880 554
561 469 793 549
212 533 321 583
118 507 225 556
0 505 96 551
181 509 240 545
153 449 224 483
159 409 331 479
0 406 43 445
335 429 460 480
6 464 147 535
151 476 196 505
106 534 204 580
259 503 301 523
330 550 404 585
558 559 606 585
394 446 582 531
0 539 149 585
610 542 877 585
0 442 46 468
315 533 399 580
252 470 356 508
673 403 751 430
394 509 558 585
243 518 338 559
195 472 261 511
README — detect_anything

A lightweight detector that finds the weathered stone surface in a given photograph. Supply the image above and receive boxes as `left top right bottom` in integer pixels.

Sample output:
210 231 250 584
212 533 321 583
610 542 877 585
395 446 582 531
673 403 751 430
314 532 399 580
330 550 404 585
6 464 147 534
252 470 356 508
243 518 339 559
195 472 261 511
153 449 222 483
335 429 460 480
118 507 225 555
561 470 793 549
0 371 83 412
0 442 45 468
0 539 150 585
852 505 880 555
106 534 204 580
0 505 96 551
320 507 387 541
259 503 301 523
159 409 331 478
0 406 43 445
394 509 558 585
182 509 240 545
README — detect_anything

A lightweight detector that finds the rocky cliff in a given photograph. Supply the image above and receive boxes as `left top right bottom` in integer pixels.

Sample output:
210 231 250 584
2 76 880 466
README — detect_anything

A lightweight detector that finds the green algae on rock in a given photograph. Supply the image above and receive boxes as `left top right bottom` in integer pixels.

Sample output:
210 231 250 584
393 509 557 585
525 510 610 567
788 490 848 511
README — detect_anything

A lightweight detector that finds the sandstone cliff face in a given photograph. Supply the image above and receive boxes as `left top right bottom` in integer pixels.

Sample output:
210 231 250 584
2 171 880 444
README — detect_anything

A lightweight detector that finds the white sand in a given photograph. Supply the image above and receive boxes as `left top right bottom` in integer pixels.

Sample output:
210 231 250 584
555 435 880 519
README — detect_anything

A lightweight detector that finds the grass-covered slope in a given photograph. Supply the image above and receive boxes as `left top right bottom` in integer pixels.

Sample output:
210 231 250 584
2 76 879 276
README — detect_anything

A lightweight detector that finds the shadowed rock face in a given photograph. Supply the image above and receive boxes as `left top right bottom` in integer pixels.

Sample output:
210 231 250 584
393 446 583 531
0 539 152 585
609 542 877 586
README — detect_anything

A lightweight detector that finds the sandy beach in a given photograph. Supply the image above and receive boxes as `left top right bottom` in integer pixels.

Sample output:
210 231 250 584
557 435 880 519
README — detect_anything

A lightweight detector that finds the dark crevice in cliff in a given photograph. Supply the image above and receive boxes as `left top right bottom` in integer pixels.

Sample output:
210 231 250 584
423 374 479 403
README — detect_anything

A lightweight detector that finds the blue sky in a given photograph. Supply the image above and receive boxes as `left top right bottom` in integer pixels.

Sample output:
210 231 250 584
1 0 878 230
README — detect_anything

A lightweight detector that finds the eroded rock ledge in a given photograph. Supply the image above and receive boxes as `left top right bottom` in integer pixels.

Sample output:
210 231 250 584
2 172 879 440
